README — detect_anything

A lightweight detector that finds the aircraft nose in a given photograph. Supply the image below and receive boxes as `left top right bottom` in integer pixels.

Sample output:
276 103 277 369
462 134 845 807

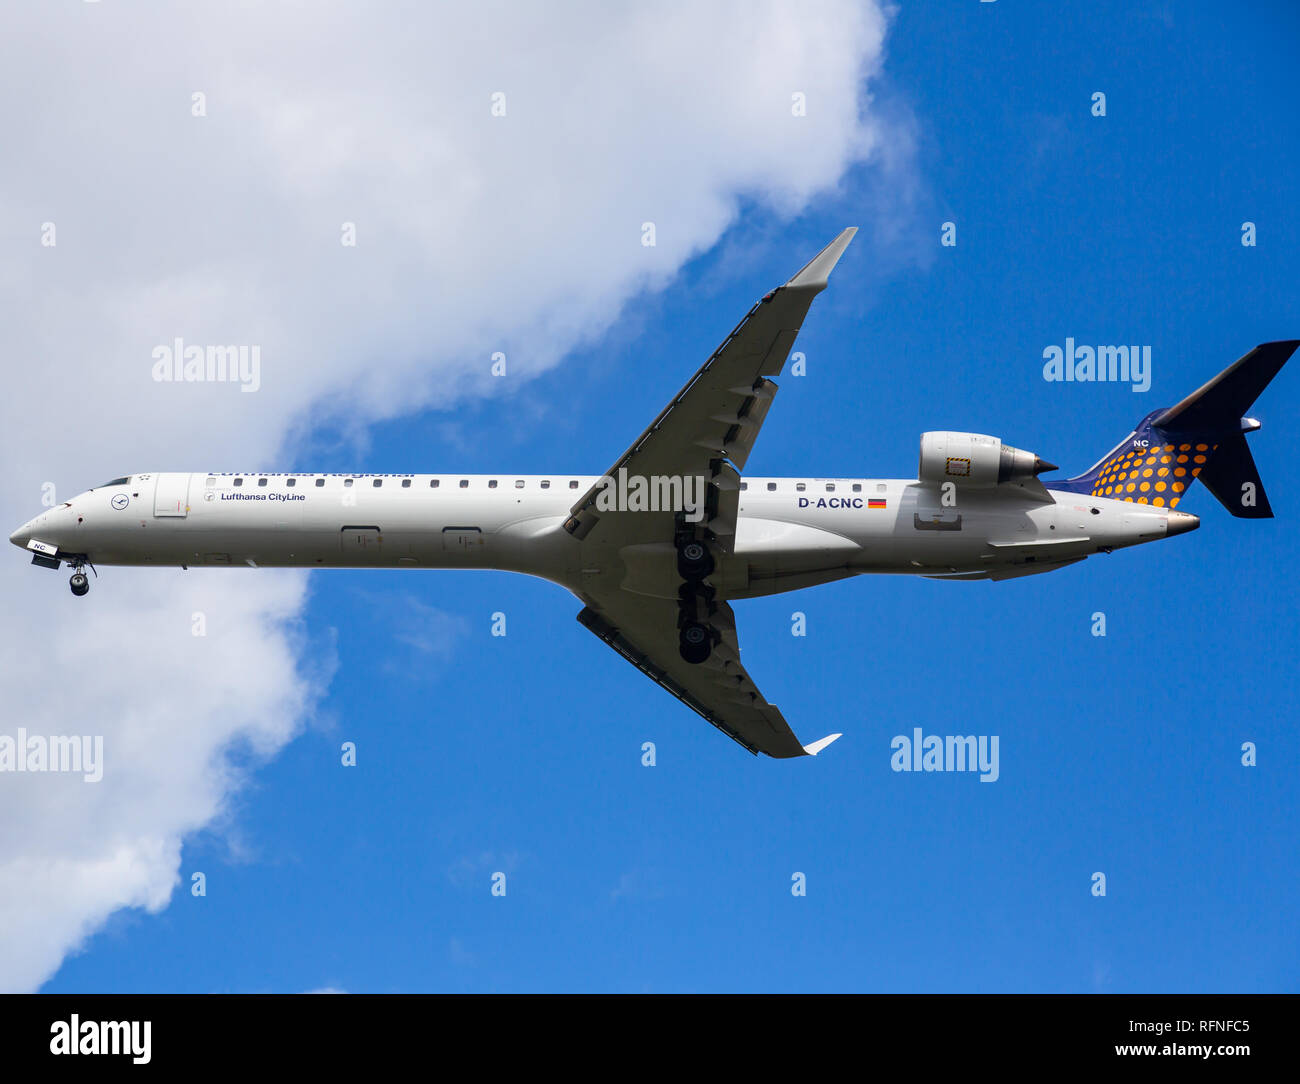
9 511 46 548
1166 511 1200 536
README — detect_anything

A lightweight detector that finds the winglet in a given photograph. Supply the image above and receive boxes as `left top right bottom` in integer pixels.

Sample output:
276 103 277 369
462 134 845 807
802 732 843 756
785 227 857 292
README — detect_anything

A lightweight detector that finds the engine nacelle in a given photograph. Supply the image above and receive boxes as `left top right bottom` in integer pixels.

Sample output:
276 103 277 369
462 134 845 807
918 431 1056 488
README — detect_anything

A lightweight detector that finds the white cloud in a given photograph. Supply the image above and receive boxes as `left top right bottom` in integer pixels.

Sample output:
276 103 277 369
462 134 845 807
0 0 905 990
0 569 319 992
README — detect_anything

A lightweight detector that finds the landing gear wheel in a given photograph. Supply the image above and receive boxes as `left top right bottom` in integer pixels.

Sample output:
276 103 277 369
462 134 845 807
678 621 712 665
69 572 89 597
676 539 714 582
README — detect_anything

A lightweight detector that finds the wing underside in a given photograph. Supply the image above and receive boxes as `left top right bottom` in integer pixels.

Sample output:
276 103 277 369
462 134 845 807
567 230 857 758
576 598 838 758
564 228 858 551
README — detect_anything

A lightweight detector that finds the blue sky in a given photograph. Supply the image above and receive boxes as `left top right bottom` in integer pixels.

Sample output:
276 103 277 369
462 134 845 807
41 2 1300 992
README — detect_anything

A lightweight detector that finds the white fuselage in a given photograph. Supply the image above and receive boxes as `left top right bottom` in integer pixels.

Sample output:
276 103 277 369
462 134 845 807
9 471 1194 595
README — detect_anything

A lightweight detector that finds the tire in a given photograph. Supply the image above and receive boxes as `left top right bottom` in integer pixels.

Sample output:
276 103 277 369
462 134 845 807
676 541 714 582
70 572 89 596
678 622 711 664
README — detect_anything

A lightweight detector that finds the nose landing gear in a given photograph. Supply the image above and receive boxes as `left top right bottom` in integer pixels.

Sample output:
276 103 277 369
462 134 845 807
68 559 94 597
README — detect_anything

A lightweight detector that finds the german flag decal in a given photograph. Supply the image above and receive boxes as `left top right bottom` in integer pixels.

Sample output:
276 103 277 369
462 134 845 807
868 498 887 509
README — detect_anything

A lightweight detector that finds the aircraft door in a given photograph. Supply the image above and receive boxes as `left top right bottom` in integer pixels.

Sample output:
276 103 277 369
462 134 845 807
442 526 484 557
341 525 383 562
153 473 191 517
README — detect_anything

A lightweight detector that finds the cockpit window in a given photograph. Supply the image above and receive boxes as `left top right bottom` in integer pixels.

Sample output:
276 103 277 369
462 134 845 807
100 477 131 487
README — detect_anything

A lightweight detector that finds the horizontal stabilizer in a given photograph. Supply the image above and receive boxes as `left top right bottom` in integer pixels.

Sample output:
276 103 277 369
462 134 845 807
1197 432 1273 517
1056 339 1294 516
1155 340 1298 431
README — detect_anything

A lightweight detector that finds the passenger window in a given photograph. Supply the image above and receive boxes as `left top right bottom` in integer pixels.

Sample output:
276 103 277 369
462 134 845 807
796 483 805 492
826 483 835 492
766 482 776 492
257 477 268 487
205 476 216 487
459 480 469 488
851 483 861 493
233 477 243 487
515 480 524 489
315 478 325 487
740 482 748 491
401 479 411 488
344 478 354 488
286 478 296 487
373 479 382 487
540 480 550 489
488 480 498 489
430 479 440 488
569 480 579 489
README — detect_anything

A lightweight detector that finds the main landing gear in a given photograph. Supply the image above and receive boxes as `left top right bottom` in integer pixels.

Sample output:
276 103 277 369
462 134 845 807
678 616 711 665
676 539 714 581
676 531 717 665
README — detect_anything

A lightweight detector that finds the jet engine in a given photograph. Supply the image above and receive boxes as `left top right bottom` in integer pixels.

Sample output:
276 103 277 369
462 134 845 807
918 431 1057 488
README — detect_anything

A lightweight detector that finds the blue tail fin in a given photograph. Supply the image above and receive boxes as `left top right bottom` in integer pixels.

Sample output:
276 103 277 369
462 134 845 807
1052 341 1297 516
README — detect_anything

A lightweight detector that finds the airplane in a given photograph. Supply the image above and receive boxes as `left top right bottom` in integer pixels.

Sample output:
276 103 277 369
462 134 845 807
9 229 1296 759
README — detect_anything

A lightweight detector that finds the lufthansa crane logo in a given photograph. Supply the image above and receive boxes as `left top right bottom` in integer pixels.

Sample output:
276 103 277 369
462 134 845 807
110 494 130 510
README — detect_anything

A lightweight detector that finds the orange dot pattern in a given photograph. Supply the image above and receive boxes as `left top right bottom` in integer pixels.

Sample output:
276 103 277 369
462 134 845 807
1088 442 1217 509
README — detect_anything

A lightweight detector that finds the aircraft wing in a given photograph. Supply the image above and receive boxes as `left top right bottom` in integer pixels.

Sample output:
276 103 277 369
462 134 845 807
576 595 840 759
563 227 857 551
565 230 856 758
